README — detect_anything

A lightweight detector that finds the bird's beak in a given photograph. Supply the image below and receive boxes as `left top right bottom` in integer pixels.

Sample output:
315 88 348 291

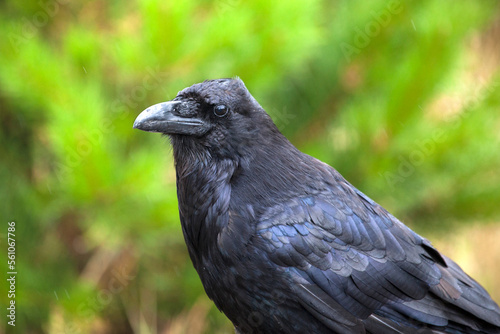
133 101 208 136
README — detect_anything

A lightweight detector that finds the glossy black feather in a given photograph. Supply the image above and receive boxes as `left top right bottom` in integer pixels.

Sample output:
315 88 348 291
140 78 500 334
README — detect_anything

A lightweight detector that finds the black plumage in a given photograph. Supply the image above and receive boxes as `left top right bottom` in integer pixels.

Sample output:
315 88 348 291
133 78 500 334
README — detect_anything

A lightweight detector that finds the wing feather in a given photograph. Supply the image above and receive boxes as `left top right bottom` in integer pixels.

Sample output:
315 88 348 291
256 186 500 333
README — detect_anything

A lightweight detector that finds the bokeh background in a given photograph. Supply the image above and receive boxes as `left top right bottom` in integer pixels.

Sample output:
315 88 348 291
1 0 500 333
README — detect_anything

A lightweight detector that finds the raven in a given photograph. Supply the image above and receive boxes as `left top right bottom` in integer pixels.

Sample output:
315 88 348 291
133 78 500 333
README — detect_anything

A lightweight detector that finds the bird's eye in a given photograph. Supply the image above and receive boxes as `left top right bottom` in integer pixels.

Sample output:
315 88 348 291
213 104 229 117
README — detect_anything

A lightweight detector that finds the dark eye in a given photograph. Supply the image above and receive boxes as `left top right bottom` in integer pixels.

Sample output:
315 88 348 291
213 104 229 117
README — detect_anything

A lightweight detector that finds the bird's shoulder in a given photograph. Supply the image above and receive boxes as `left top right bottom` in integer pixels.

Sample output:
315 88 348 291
254 174 442 274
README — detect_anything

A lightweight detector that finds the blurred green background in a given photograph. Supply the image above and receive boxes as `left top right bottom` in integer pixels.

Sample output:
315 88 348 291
1 0 500 333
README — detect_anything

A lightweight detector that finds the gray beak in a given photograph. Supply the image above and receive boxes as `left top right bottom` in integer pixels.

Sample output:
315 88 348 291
133 101 208 136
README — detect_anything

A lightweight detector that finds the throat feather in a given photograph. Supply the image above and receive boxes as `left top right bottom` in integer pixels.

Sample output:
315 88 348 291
175 156 236 257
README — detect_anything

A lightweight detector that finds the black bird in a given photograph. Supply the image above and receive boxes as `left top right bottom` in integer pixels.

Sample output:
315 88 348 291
133 78 500 333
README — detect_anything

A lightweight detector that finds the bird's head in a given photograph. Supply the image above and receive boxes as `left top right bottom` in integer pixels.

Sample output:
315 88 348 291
133 78 286 162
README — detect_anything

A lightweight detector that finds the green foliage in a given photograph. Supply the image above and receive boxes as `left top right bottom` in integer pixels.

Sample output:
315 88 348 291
1 0 499 332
